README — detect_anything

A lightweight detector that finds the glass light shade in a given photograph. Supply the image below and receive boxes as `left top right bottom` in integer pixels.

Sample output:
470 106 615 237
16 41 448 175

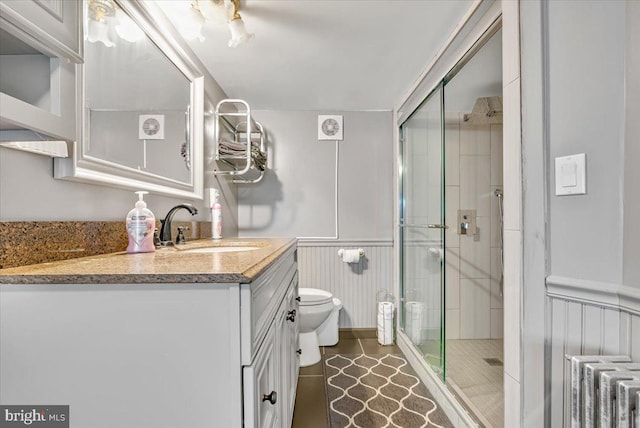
161 1 206 42
177 4 206 41
115 10 144 43
197 0 232 24
228 18 254 48
87 19 115 47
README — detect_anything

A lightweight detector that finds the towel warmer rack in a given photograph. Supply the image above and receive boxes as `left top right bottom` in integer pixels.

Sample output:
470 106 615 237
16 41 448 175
213 99 267 184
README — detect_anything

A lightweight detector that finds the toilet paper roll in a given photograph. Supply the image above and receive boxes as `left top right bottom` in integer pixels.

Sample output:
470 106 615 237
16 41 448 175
339 249 361 263
377 302 395 345
405 301 423 344
378 302 394 317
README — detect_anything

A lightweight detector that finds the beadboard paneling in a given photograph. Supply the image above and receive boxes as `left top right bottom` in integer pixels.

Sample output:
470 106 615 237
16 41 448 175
297 243 393 328
547 278 640 427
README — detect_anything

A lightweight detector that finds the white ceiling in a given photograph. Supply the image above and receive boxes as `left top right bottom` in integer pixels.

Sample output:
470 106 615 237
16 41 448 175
163 0 474 111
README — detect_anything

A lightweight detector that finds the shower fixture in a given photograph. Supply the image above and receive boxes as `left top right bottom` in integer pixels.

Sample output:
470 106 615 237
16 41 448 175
463 96 503 125
495 188 504 297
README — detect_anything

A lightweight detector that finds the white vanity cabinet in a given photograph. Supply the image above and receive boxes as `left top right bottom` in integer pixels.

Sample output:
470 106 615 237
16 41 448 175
242 250 300 428
0 244 300 428
0 0 81 141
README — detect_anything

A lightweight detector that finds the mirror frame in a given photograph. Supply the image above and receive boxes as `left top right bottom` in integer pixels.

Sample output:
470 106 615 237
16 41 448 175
54 0 204 200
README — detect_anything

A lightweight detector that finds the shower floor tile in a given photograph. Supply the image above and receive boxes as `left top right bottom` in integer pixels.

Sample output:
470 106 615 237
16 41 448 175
446 339 504 428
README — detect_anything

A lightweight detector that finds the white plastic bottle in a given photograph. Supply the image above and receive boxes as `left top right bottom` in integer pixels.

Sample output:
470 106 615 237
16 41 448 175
210 188 222 240
126 191 156 253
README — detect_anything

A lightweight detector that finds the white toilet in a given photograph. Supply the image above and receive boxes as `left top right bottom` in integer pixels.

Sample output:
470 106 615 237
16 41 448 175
298 288 342 367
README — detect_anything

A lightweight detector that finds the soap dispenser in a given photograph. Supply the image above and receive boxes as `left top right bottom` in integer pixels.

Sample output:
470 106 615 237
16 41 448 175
126 191 156 253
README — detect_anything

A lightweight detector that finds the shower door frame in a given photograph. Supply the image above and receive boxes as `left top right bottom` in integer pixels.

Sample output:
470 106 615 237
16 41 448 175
398 81 447 380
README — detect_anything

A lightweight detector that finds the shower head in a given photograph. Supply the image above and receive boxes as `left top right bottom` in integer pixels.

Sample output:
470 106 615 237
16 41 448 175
494 188 503 198
464 96 503 125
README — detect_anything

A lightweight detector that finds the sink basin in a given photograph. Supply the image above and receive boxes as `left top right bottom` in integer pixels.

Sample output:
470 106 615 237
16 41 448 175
181 246 260 254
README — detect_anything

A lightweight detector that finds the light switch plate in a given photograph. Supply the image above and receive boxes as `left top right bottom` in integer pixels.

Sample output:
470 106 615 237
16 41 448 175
555 153 586 196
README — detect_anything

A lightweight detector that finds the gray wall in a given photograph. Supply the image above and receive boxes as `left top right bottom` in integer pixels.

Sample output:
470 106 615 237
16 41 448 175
237 110 393 240
520 0 640 426
624 1 640 286
237 110 393 329
547 0 626 284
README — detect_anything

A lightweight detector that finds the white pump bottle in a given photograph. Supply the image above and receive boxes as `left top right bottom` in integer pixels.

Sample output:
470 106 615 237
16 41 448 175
210 188 222 239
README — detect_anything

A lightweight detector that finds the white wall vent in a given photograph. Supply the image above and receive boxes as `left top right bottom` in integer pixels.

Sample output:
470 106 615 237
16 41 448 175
139 114 165 140
318 115 343 141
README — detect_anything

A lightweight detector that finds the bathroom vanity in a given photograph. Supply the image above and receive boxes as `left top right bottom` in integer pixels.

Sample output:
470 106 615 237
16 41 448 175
0 238 299 428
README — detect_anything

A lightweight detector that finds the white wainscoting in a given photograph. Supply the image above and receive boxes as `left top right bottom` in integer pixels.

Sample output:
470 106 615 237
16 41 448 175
546 275 640 428
297 240 393 328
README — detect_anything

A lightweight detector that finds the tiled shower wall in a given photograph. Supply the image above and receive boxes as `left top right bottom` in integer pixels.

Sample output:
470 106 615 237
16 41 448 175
445 115 503 340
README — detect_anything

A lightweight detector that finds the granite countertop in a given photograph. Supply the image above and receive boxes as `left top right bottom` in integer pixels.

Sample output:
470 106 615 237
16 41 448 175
0 238 296 285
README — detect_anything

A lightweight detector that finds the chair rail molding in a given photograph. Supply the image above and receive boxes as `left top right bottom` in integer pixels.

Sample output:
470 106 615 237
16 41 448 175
546 275 640 316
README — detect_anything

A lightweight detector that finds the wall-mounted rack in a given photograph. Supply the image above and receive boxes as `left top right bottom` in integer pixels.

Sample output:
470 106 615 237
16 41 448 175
213 99 267 184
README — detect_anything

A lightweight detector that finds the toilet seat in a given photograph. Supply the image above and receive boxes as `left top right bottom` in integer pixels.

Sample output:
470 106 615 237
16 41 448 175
298 288 333 306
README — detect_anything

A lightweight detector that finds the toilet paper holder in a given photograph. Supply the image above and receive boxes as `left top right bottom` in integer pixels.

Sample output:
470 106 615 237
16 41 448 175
337 248 365 258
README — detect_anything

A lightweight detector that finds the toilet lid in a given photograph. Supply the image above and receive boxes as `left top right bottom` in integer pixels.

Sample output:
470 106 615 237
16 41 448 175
299 288 333 306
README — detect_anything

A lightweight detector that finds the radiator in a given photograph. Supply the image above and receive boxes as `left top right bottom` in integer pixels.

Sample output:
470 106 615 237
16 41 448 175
636 391 640 428
600 372 640 427
570 355 640 428
616 380 640 428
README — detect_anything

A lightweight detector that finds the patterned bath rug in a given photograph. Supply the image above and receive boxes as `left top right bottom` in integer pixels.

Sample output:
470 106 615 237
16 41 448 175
325 353 454 428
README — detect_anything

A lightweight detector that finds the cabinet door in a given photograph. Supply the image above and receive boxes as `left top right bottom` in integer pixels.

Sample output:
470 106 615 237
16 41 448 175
244 322 279 428
279 274 299 428
286 276 300 426
0 0 82 61
0 1 79 140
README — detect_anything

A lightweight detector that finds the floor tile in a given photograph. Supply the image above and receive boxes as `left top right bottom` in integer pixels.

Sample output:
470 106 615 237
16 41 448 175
322 338 362 355
339 328 376 339
359 338 400 355
446 339 504 428
299 361 324 376
291 376 328 428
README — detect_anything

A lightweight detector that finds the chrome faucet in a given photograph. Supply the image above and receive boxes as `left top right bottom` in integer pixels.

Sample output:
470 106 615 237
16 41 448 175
159 204 198 245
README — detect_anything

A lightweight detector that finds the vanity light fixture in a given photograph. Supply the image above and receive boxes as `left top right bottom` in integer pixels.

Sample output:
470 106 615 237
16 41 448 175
87 0 115 47
181 0 254 47
227 0 254 48
86 0 255 48
114 9 145 43
169 1 206 42
87 0 144 45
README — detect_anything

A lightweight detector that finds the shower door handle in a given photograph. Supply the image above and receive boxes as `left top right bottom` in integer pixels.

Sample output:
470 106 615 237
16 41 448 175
398 224 449 229
427 224 449 229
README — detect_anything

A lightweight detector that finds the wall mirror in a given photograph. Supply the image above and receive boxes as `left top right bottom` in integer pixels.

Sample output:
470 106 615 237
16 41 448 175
55 0 204 199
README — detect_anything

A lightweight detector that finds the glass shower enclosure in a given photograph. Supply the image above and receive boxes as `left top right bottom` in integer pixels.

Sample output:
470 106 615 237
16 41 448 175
399 82 447 378
398 27 504 427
